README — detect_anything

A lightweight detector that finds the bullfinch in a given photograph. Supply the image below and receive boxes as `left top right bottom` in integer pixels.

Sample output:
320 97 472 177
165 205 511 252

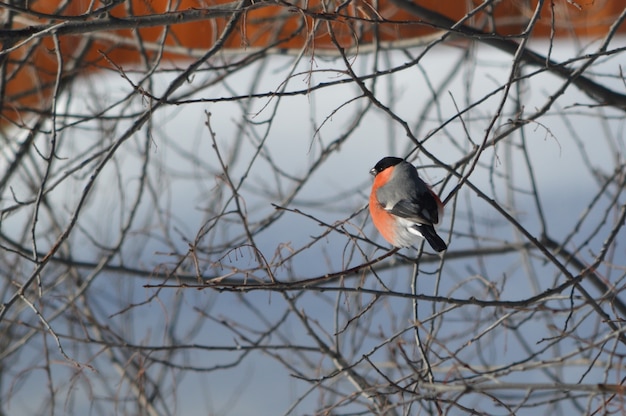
369 156 447 252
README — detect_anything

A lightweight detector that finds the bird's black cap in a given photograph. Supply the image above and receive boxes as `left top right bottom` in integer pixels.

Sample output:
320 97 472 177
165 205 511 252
370 156 404 176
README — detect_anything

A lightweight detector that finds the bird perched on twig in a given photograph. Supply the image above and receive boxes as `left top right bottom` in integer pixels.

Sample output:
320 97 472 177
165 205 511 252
369 156 447 252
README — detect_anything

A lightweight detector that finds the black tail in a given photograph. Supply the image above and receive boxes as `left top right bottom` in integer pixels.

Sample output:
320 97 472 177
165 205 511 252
417 224 447 252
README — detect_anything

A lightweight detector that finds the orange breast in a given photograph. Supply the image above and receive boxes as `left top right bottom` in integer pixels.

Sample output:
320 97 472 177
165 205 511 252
369 168 397 245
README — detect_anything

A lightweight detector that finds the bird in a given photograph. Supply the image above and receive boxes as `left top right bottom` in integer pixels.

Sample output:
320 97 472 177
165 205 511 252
369 156 447 252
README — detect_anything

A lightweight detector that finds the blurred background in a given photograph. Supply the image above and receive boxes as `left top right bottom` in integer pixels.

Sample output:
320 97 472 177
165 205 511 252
1 1 625 415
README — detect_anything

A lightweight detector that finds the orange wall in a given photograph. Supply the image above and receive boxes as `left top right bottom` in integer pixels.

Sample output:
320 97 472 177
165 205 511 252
2 0 623 127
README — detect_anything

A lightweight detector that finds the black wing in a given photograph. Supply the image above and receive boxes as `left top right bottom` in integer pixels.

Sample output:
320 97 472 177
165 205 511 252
388 198 439 225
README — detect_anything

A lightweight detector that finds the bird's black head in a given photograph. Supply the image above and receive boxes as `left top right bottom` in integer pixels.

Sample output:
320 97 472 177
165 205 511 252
370 156 404 176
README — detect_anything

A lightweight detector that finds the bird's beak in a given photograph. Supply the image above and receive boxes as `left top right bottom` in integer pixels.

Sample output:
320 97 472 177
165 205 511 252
369 168 377 176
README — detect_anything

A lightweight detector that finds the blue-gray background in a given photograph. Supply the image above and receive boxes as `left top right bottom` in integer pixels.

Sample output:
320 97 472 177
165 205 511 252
1 36 625 415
